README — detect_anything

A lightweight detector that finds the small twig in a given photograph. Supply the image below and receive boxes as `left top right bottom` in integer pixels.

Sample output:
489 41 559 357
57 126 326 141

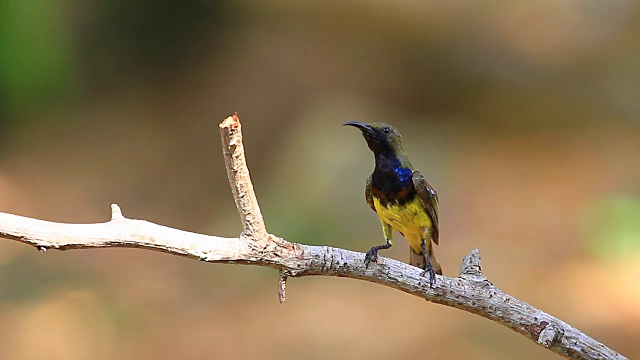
0 113 627 360
219 113 268 240
278 270 289 303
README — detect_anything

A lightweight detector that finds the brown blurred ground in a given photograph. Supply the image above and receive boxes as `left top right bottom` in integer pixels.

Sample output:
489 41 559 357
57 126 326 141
1 1 639 359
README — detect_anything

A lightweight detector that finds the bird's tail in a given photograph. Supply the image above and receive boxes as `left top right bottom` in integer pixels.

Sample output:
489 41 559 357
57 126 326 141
409 244 442 275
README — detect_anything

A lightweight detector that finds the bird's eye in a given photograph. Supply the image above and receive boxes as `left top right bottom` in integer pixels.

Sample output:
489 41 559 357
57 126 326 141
382 127 390 134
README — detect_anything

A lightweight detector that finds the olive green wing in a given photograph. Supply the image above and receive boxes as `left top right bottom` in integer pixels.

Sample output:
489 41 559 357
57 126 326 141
412 170 439 244
365 175 376 212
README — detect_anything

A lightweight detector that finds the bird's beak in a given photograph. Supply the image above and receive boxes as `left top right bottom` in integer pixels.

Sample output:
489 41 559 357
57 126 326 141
342 121 374 136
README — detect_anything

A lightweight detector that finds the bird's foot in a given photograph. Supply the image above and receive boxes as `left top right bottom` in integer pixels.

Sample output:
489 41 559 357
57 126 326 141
422 265 436 288
364 241 391 268
364 247 379 268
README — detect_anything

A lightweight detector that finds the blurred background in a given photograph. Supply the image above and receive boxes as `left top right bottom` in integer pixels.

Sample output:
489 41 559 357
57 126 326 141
1 0 639 359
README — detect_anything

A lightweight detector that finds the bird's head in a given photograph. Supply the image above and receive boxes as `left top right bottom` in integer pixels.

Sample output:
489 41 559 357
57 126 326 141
343 121 404 155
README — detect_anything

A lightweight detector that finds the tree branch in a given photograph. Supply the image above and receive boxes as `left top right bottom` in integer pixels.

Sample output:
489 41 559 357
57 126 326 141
0 114 626 360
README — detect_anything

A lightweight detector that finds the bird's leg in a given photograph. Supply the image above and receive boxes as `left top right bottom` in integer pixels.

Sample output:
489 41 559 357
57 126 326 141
421 239 436 288
364 240 391 267
365 222 393 268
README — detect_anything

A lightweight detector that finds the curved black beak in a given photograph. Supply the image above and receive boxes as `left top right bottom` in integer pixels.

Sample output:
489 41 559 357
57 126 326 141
342 121 373 135
343 121 378 151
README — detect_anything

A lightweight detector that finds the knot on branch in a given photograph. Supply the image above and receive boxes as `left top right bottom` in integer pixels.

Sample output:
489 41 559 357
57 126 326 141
459 249 491 285
537 322 562 348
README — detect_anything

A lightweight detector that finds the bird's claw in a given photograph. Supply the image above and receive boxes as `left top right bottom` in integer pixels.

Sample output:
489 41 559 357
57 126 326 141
422 266 436 288
364 248 379 268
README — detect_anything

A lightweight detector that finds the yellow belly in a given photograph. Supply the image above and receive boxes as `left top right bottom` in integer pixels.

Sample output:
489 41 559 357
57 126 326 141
373 196 433 253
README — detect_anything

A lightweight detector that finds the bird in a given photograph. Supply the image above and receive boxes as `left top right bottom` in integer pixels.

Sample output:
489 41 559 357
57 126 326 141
343 121 442 287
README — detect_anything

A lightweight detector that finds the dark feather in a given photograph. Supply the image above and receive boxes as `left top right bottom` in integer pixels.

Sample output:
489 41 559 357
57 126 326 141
411 170 439 244
365 176 376 212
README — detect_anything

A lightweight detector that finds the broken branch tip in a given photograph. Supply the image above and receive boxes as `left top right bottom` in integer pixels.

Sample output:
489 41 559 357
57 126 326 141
220 113 240 130
110 204 124 220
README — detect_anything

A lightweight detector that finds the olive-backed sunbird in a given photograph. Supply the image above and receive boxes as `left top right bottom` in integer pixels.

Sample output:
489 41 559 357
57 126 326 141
344 121 442 286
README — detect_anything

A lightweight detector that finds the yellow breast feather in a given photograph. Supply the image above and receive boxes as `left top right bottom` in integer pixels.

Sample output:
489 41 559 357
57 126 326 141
373 196 433 253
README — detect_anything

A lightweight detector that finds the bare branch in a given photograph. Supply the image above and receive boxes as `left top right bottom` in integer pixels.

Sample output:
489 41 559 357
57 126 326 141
0 114 626 360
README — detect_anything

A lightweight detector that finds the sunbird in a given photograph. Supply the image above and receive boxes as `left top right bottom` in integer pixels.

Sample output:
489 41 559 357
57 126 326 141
344 121 442 286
